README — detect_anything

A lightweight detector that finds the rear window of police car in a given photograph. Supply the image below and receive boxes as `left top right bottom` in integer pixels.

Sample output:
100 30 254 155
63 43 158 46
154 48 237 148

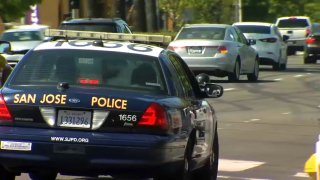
9 49 167 93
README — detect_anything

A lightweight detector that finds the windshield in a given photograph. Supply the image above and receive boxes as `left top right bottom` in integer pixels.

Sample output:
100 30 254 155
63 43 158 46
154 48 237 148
277 19 309 28
1 31 44 41
236 25 271 34
60 23 117 32
10 49 167 94
176 27 226 40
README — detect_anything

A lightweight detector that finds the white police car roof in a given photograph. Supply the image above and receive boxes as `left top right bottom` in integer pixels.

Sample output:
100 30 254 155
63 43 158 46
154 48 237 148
35 29 171 57
34 40 164 57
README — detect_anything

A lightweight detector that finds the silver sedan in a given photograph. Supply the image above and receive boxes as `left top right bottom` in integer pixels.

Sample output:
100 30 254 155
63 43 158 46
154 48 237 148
167 24 259 81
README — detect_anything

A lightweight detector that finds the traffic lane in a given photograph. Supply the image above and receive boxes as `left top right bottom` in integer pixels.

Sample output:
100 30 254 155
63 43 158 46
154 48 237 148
213 54 319 179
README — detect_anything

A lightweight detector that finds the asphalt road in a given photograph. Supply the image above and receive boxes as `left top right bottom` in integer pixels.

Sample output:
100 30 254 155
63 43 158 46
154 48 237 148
17 53 320 179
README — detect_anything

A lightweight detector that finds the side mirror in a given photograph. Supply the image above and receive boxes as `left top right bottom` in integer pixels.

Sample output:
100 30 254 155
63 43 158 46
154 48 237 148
195 73 223 98
283 35 289 42
203 83 224 98
0 41 11 54
247 39 256 45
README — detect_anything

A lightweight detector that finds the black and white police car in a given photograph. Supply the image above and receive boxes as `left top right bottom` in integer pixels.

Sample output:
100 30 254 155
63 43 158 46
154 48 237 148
0 29 223 180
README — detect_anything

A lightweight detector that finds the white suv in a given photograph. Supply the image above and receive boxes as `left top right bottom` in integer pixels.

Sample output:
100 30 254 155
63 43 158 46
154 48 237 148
275 16 312 55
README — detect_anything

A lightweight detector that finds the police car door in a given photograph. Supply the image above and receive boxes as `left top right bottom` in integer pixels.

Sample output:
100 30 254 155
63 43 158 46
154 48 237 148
167 53 215 149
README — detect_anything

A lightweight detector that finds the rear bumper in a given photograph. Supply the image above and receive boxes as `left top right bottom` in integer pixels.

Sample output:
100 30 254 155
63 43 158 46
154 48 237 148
182 56 234 76
0 127 186 177
286 39 305 48
305 46 320 56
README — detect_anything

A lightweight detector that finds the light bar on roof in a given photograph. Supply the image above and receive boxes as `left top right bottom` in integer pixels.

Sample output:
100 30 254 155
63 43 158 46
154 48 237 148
45 29 172 44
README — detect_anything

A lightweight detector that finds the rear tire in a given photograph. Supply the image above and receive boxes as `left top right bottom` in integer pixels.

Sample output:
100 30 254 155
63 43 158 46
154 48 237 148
0 166 15 180
228 60 240 82
287 48 295 56
272 53 281 71
247 57 259 81
193 129 219 180
304 56 316 64
154 138 194 180
29 171 57 180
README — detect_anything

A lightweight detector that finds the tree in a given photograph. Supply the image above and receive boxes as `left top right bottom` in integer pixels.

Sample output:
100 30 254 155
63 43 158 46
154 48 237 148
0 0 42 22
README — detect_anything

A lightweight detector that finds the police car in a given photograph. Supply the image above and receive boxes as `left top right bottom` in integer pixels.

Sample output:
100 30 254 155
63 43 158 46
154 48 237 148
0 29 223 180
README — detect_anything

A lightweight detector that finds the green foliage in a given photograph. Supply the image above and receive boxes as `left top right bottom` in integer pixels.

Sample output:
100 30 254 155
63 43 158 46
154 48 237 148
0 0 42 22
243 0 320 23
159 0 320 29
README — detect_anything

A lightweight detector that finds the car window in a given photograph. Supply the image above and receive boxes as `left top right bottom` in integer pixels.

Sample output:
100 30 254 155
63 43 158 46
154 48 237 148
311 23 320 33
60 24 118 32
176 27 225 40
9 49 167 94
277 18 309 28
236 25 271 34
1 31 44 41
274 26 283 39
234 27 248 44
168 54 195 97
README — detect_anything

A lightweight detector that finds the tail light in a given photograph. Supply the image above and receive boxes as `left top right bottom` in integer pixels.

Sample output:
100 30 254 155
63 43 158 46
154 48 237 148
138 103 168 130
167 46 186 52
260 38 277 43
79 78 100 85
306 28 311 37
306 37 315 44
0 95 12 121
217 46 228 54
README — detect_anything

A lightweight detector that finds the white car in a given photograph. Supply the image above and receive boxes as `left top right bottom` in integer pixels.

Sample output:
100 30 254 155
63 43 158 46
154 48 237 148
0 25 49 52
233 22 289 70
275 16 312 55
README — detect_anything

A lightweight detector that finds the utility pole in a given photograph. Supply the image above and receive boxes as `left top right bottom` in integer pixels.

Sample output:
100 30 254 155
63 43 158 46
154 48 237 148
238 0 242 22
234 0 242 22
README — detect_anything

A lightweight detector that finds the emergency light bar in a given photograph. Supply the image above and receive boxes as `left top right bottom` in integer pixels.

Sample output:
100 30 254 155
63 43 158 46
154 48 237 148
45 29 172 44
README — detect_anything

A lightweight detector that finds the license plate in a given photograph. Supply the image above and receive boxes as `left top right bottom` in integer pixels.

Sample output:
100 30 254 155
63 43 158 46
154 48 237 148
57 110 91 128
0 141 32 151
188 47 202 54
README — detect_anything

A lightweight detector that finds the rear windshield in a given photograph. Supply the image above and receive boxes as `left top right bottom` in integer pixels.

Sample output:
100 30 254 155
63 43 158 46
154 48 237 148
277 19 309 28
235 25 271 34
176 27 226 40
1 31 44 41
9 50 167 94
60 23 117 32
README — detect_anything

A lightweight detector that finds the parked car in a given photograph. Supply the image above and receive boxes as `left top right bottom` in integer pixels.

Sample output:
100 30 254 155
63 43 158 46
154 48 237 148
0 29 222 180
233 22 289 70
275 16 312 55
168 24 259 82
60 18 132 33
0 25 49 52
304 23 320 64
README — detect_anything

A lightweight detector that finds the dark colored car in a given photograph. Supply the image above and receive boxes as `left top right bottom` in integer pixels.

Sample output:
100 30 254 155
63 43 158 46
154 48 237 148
0 30 223 180
60 18 132 33
304 23 320 64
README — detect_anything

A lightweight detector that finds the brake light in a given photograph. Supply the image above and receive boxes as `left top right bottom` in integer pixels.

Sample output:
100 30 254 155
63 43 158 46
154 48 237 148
0 95 12 121
260 38 277 43
79 78 100 85
306 28 311 36
217 46 228 54
306 37 315 44
167 46 186 52
138 103 168 130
